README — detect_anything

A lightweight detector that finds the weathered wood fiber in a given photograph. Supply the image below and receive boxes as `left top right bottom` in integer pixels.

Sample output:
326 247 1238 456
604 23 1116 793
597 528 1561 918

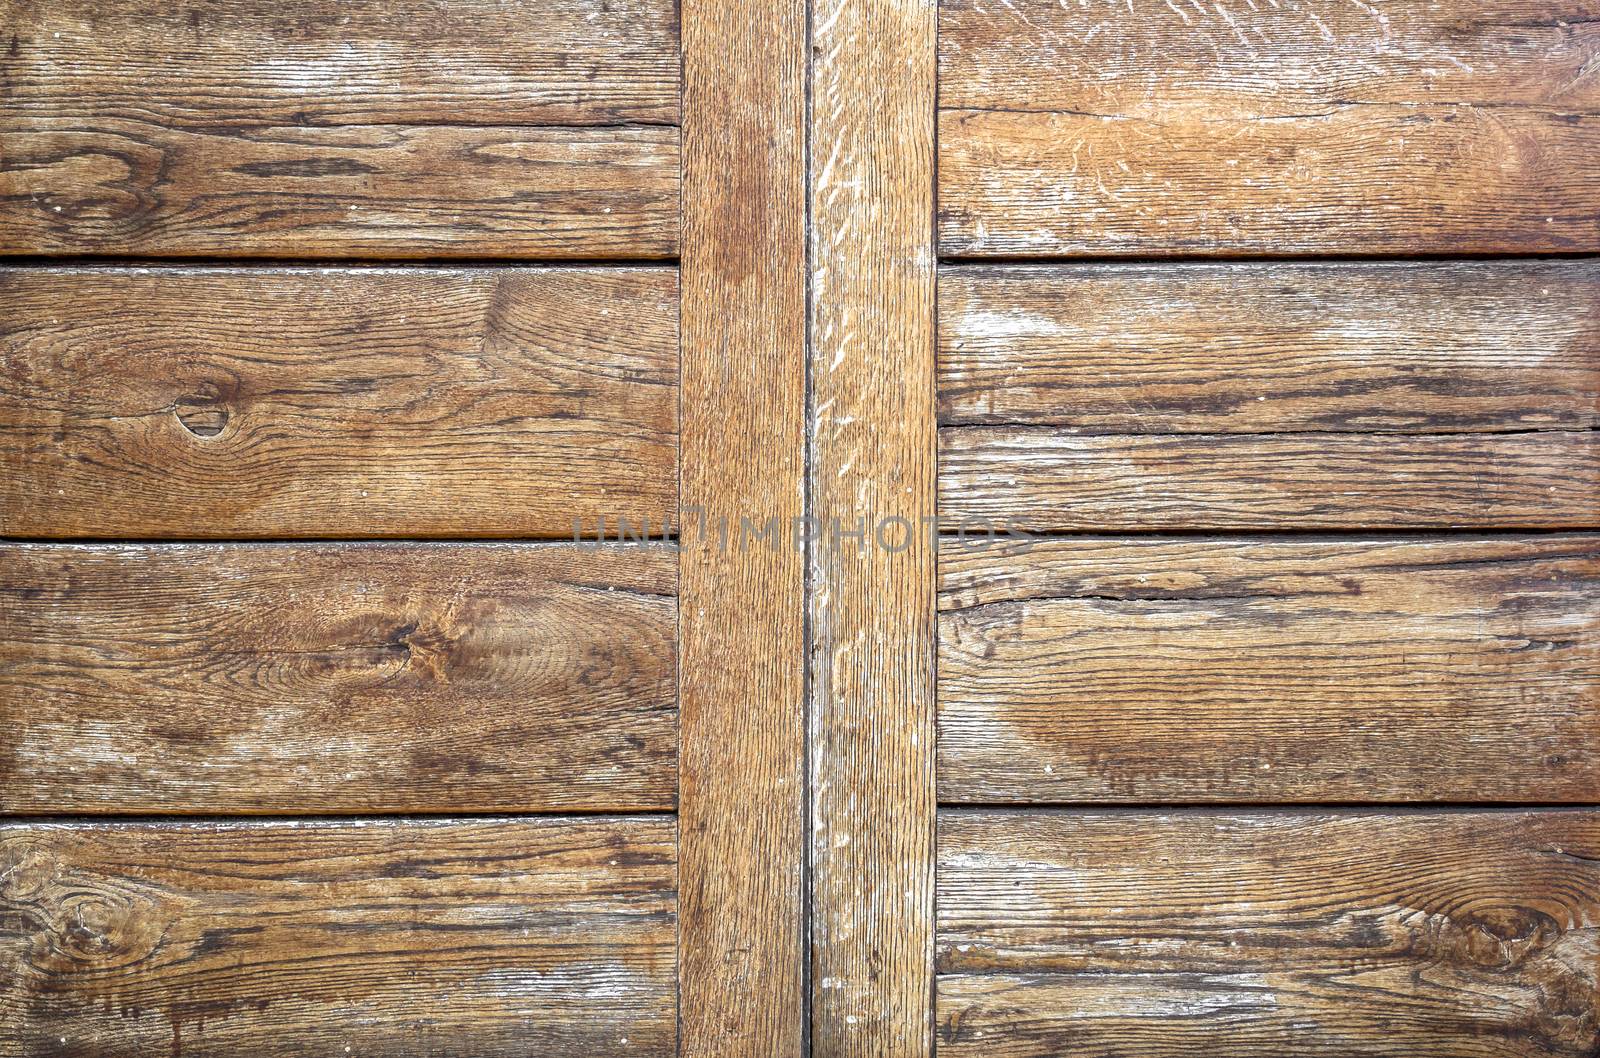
0 122 679 258
678 0 807 1048
939 261 1600 433
938 810 1600 1056
0 542 676 813
938 534 1600 803
939 428 1600 531
5 0 680 127
0 817 676 1057
0 267 676 538
938 0 1600 255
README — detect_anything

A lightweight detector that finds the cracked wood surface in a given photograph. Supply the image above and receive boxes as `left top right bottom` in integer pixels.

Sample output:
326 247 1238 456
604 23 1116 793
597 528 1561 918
0 542 677 813
938 0 1600 255
938 534 1600 803
937 810 1600 1056
0 0 680 257
0 817 676 1057
0 267 677 538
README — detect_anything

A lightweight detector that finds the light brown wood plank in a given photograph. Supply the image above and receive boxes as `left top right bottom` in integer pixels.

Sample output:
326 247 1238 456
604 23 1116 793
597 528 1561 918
937 0 1600 255
0 817 675 1057
938 810 1600 1056
678 0 807 1050
808 0 939 1053
0 121 679 258
0 542 676 813
940 428 1600 531
0 267 676 538
7 0 679 128
938 535 1600 803
939 261 1600 433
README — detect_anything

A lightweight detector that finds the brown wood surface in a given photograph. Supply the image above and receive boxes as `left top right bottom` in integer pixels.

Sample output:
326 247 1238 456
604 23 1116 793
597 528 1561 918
808 0 939 1053
939 534 1600 803
0 267 676 538
677 0 807 1049
940 428 1600 531
940 261 1600 433
937 0 1600 256
0 817 676 1057
0 542 676 814
937 810 1600 1056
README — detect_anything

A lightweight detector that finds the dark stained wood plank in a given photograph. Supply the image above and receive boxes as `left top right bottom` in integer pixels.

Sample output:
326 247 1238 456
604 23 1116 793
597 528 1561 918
939 261 1600 433
7 0 680 128
937 535 1600 803
678 0 807 1049
939 428 1600 531
0 121 679 258
937 0 1600 255
0 542 676 813
937 810 1600 1057
0 817 676 1057
808 0 939 1052
0 267 676 538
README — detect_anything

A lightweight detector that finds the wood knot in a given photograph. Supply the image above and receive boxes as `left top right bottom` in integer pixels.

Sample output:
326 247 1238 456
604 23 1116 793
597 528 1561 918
174 393 230 439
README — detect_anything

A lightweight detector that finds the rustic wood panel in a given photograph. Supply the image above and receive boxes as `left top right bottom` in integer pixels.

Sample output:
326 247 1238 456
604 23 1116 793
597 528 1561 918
939 261 1600 433
0 122 679 258
937 0 1600 255
940 428 1600 531
0 542 676 814
808 0 939 1052
937 810 1600 1056
0 267 676 538
938 534 1600 803
0 817 676 1057
678 0 807 1049
6 0 680 128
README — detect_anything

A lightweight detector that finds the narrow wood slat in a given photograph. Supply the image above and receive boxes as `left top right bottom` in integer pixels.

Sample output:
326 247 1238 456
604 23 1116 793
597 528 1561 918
808 0 939 1052
0 267 676 538
678 0 807 1049
1 121 678 258
0 817 675 1057
0 542 676 813
940 428 1600 530
938 810 1600 1056
938 535 1600 803
939 261 1600 433
937 0 1600 255
7 0 680 128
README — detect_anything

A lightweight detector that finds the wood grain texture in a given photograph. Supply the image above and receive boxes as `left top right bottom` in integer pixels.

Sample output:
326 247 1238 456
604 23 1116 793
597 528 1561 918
1 121 679 258
677 0 806 1050
940 428 1600 530
0 267 676 538
938 534 1600 803
938 810 1600 1056
937 0 1600 255
939 261 1600 433
5 0 679 128
808 0 938 1051
0 817 675 1057
0 542 676 814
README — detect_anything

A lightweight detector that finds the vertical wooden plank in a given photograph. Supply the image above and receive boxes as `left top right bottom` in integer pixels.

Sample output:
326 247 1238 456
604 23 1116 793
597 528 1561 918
809 0 939 1051
678 0 807 1051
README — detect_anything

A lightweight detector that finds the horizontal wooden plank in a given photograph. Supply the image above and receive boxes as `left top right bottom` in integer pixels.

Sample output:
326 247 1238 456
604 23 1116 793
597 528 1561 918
0 817 675 1056
939 261 1600 433
938 535 1600 802
940 428 1600 530
937 0 1600 255
938 810 1600 1056
0 121 679 258
0 543 676 813
8 0 679 128
0 267 676 538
